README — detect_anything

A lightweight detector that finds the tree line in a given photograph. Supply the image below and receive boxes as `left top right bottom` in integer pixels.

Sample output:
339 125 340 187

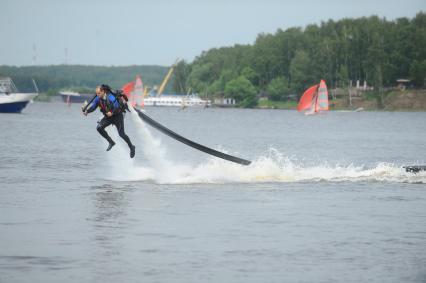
172 12 426 107
0 65 169 93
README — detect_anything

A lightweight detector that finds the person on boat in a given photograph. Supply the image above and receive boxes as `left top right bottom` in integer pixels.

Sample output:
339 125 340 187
83 84 135 158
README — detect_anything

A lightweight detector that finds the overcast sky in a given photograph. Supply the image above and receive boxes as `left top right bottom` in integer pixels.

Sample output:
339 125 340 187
1 0 425 66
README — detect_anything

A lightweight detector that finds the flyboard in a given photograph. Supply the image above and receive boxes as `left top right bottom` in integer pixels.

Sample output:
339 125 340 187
133 108 251 166
404 165 426 173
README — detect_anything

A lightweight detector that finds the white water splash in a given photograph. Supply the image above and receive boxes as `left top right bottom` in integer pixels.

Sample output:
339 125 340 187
106 108 425 185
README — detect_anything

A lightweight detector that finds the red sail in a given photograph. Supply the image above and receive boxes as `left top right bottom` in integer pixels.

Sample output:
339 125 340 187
122 81 135 96
297 84 318 112
122 75 144 107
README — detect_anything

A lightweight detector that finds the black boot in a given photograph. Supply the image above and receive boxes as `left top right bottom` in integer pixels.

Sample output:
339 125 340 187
106 141 116 151
130 145 135 158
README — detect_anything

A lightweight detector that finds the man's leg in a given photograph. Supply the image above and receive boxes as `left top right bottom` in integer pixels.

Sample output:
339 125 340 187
113 114 133 148
113 114 135 158
97 117 115 151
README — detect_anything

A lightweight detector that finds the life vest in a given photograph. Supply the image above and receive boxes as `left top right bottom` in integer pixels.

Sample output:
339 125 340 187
98 94 116 114
98 92 129 115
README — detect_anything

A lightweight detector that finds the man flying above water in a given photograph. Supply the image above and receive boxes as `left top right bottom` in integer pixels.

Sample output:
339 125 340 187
83 84 135 158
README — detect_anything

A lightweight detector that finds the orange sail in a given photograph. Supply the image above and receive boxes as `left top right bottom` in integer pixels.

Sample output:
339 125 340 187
121 75 144 107
297 80 329 114
122 81 135 97
297 84 318 112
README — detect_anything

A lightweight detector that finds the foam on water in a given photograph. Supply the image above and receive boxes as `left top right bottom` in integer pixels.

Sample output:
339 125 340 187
106 108 426 185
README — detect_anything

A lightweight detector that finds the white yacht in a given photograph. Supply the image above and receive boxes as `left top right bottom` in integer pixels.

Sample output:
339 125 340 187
0 77 38 113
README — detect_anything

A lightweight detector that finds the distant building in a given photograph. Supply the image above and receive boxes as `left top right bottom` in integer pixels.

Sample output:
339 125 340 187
214 96 236 106
396 79 410 90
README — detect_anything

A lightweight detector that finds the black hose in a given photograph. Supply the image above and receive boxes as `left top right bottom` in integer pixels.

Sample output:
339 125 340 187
134 108 251 166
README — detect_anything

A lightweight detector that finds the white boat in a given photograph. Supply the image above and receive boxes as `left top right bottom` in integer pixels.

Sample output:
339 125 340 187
143 95 211 107
0 77 38 113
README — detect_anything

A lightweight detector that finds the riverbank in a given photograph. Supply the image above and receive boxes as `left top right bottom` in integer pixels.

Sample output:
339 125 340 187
256 89 426 111
35 89 426 112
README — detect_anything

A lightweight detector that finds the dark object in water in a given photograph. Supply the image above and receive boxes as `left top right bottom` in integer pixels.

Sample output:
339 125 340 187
134 108 251 166
404 165 426 173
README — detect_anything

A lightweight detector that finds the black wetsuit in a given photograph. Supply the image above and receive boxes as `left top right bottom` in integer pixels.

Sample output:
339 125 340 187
87 93 134 150
96 113 133 149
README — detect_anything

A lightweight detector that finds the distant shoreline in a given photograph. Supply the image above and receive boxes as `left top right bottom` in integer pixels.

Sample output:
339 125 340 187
254 89 426 112
35 89 426 112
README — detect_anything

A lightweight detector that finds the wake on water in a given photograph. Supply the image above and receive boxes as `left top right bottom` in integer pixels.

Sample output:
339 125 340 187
105 108 426 185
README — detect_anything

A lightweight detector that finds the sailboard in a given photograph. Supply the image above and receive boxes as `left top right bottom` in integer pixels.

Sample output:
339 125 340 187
133 108 251 166
297 80 329 115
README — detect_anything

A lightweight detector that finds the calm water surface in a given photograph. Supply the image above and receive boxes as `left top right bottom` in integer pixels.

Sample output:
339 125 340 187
0 102 425 283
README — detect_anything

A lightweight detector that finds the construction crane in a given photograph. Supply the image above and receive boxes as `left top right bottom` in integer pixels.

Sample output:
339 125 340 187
143 86 151 97
156 58 180 97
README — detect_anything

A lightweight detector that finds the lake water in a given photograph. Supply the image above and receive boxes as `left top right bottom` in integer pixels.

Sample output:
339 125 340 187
1 102 425 283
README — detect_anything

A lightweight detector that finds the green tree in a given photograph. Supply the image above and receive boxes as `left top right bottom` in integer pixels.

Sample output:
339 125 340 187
290 50 313 95
206 80 222 95
337 65 349 88
252 33 281 87
240 67 259 85
224 76 257 107
219 69 238 90
172 60 191 94
187 63 214 93
410 60 426 87
267 77 290 101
